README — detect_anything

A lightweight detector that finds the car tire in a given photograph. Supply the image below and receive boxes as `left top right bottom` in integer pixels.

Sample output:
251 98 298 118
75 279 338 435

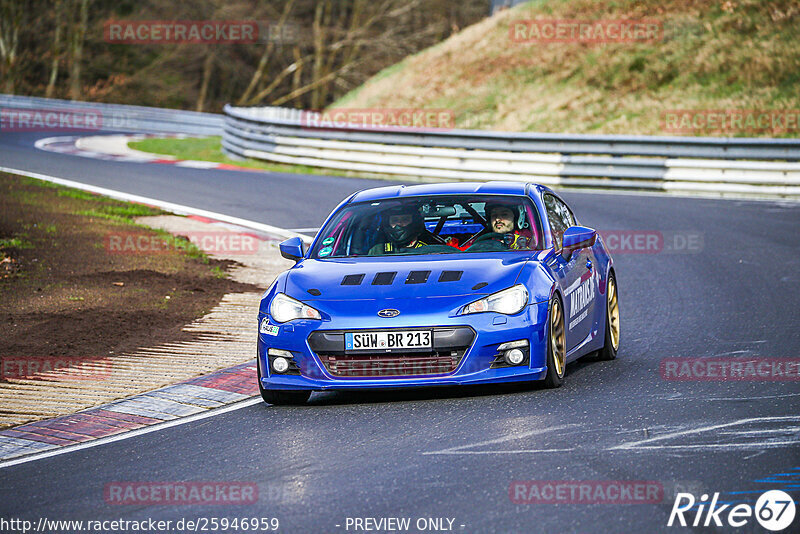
543 294 566 388
597 271 620 361
257 353 311 405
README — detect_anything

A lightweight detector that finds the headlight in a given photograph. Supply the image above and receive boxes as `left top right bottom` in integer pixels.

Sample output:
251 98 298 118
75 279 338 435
269 293 321 323
461 284 528 315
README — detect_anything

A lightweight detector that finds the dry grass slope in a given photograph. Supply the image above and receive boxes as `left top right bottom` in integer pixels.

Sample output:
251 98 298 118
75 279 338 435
333 0 800 136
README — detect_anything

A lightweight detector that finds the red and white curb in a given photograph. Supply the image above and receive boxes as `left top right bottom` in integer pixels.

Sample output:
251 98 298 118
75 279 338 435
34 134 259 173
0 361 259 463
0 166 318 469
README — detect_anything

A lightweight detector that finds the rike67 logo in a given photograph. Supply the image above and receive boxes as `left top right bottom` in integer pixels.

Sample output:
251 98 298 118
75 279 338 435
668 490 796 531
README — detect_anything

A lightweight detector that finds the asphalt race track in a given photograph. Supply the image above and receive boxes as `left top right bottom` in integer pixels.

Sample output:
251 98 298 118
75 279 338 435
1 130 799 533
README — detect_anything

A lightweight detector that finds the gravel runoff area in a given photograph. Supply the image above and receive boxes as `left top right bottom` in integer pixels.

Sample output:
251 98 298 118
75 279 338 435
0 204 292 428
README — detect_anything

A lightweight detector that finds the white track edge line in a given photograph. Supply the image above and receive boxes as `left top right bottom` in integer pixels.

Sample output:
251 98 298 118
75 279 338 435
0 398 262 469
0 166 313 244
0 164 310 468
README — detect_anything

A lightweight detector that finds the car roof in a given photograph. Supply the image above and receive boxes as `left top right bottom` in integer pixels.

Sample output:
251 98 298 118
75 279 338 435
348 181 554 203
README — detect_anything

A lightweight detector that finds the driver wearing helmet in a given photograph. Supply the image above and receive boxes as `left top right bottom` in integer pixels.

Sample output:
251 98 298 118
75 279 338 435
483 203 529 250
369 205 433 255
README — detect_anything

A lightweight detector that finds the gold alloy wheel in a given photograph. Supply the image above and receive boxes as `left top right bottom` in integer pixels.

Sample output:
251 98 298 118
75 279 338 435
607 275 620 351
550 297 566 377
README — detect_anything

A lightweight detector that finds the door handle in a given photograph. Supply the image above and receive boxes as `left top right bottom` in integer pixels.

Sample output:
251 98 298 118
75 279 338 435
586 259 593 270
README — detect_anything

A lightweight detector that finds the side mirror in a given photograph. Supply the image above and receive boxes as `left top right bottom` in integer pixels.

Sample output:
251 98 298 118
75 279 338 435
561 226 597 259
279 237 305 262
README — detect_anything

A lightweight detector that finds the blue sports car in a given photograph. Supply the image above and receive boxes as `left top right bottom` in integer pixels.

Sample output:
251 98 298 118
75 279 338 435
257 182 619 404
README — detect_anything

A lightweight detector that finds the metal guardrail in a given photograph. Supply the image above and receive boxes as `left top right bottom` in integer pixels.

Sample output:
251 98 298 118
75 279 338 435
222 105 800 198
224 106 800 160
1 94 223 136
2 96 797 198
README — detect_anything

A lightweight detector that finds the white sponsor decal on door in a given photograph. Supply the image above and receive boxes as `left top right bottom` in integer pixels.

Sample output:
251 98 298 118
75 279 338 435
566 271 596 329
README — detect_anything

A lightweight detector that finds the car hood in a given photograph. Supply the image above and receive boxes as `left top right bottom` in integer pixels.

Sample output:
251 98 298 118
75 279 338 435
285 254 532 301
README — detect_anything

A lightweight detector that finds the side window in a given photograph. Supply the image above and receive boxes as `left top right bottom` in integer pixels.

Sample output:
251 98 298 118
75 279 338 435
543 194 565 249
543 194 574 249
555 197 575 229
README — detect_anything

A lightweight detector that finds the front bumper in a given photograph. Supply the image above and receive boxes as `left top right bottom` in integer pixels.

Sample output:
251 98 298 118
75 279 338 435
257 299 550 391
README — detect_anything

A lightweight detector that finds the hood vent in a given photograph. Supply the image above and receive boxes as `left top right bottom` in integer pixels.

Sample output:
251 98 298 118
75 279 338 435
406 270 431 284
438 270 463 282
307 288 322 296
472 282 488 291
372 272 397 285
341 274 365 286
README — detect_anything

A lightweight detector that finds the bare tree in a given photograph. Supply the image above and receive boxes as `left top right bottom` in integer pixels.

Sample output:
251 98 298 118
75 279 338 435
291 44 303 102
45 0 64 98
309 0 330 109
0 0 489 110
0 0 23 93
196 49 214 112
237 0 296 105
68 0 89 100
241 0 436 108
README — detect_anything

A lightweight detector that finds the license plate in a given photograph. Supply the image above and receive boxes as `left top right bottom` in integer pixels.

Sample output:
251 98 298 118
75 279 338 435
345 330 432 351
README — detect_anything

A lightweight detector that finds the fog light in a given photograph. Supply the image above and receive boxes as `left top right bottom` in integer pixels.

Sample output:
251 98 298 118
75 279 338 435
272 357 289 373
505 348 525 366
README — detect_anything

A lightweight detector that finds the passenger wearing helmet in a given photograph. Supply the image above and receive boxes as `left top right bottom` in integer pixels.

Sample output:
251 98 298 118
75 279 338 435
368 205 434 255
481 203 529 250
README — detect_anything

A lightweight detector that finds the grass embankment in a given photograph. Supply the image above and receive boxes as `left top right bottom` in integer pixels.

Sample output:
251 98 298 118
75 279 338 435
129 1 798 174
129 136 353 177
333 0 800 136
0 173 255 364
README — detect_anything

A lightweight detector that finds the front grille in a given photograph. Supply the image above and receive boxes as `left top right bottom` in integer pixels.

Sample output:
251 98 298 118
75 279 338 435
308 326 475 379
320 350 465 378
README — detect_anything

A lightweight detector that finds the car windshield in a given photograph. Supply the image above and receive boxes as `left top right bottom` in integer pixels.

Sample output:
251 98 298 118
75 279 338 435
310 194 544 259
